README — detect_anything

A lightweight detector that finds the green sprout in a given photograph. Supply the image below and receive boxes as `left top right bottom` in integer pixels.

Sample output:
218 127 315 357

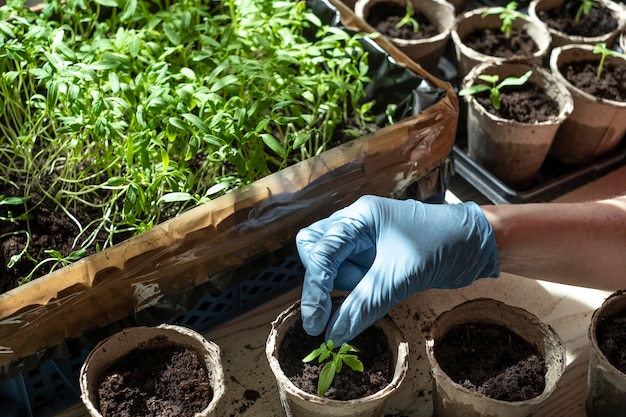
395 2 420 33
302 340 364 396
458 70 533 110
592 42 626 79
481 1 525 39
575 0 598 23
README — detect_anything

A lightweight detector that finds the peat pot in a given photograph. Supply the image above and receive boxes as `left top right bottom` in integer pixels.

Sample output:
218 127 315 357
462 62 573 189
548 43 626 165
528 0 626 50
79 324 225 417
426 298 566 417
451 6 551 80
587 290 626 417
265 299 409 417
354 0 456 73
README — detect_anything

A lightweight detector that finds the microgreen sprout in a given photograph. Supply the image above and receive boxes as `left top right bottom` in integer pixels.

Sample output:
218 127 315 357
0 0 382 283
458 70 533 110
575 0 598 23
592 42 626 79
302 340 364 396
481 1 525 39
395 2 420 33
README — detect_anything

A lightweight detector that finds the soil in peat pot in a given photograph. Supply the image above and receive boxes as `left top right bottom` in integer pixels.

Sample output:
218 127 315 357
596 311 626 374
463 28 539 59
364 1 440 40
536 0 619 37
96 336 212 417
475 83 561 123
278 324 394 400
559 60 626 102
434 322 546 401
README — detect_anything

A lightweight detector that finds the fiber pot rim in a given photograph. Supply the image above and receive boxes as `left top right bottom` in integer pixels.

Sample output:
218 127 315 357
354 0 456 45
425 297 566 406
265 299 410 406
79 324 225 417
588 289 626 378
528 0 626 44
461 61 574 126
549 43 626 108
451 7 552 62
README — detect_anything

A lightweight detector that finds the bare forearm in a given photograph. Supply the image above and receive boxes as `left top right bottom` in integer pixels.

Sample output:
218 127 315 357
481 196 626 290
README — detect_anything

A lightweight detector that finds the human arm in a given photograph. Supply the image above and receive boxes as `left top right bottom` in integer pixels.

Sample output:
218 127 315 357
296 194 626 345
481 195 626 290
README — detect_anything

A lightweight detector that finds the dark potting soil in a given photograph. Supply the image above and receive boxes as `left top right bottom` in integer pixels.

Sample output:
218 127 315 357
365 1 439 40
596 311 626 373
278 323 393 400
463 28 538 58
435 322 546 402
475 83 561 123
536 0 618 37
559 60 626 102
97 336 212 417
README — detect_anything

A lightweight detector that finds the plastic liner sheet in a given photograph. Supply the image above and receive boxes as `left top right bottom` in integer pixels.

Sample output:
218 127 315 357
0 0 458 378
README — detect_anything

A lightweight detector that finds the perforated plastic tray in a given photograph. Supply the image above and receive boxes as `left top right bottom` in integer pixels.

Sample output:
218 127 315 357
0 254 305 417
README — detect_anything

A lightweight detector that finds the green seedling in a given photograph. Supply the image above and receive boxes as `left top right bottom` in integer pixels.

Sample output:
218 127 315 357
592 42 626 79
575 0 598 23
458 70 533 110
302 340 364 396
481 1 525 39
395 2 420 33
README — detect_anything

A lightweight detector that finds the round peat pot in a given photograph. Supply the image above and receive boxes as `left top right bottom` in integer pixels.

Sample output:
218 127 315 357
426 298 566 417
548 44 626 165
265 299 409 417
528 0 626 50
451 7 551 79
80 324 225 417
587 290 626 417
462 61 573 189
354 0 455 74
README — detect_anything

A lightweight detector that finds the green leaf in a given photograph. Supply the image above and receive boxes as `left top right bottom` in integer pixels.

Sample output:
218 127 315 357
497 70 532 88
317 361 336 396
341 354 364 372
210 75 239 93
163 23 181 46
183 113 210 133
303 343 327 362
158 192 192 204
261 134 286 158
94 0 118 6
457 84 490 97
0 196 30 205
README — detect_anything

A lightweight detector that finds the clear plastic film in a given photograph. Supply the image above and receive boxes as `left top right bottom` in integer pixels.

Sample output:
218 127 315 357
0 0 458 378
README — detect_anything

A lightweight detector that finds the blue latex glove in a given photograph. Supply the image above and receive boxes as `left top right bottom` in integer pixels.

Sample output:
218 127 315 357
296 195 500 345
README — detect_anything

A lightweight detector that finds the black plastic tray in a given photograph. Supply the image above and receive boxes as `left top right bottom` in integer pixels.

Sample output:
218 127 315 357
452 141 626 204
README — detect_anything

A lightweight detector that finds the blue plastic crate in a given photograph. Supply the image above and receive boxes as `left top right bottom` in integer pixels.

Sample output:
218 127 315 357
0 254 304 417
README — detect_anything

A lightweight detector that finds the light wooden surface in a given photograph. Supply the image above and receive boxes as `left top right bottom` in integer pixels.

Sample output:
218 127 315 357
57 166 626 417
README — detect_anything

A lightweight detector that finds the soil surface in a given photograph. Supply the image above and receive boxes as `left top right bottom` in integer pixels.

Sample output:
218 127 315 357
463 28 538 58
434 322 546 401
365 1 439 40
97 336 212 417
278 323 393 400
474 82 561 123
559 60 626 102
596 312 626 373
536 0 618 37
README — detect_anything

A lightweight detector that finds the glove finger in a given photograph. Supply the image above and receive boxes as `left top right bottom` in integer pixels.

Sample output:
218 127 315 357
299 219 373 336
325 270 393 345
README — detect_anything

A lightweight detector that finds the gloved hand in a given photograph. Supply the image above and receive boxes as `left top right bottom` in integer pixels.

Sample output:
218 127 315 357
296 195 500 345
